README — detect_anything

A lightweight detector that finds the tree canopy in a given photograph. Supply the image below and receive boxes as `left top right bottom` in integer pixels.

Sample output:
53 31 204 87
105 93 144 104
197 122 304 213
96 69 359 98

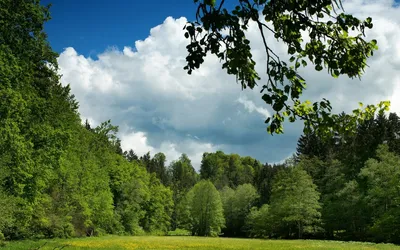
269 166 321 238
183 180 225 236
183 0 390 137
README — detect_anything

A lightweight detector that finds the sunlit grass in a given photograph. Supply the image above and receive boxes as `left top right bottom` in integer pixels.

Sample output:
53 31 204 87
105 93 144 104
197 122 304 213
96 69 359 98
3 236 399 250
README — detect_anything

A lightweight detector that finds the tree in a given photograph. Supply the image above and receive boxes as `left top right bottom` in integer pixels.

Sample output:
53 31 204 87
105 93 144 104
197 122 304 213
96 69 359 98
245 204 271 238
333 180 368 240
124 149 139 162
174 189 194 231
168 154 198 192
360 144 400 243
253 163 285 205
140 175 173 233
220 184 259 236
200 151 258 189
269 166 321 238
184 0 389 137
0 0 82 239
200 151 230 189
386 113 400 154
185 180 225 236
168 154 198 229
296 112 400 180
296 133 333 161
141 152 169 186
93 120 123 155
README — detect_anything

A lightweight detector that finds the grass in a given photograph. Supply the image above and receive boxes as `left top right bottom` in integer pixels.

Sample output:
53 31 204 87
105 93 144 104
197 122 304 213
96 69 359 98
2 236 399 250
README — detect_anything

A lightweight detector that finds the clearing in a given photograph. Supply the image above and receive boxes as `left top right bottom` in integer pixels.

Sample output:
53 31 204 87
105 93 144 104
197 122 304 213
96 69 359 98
3 236 399 250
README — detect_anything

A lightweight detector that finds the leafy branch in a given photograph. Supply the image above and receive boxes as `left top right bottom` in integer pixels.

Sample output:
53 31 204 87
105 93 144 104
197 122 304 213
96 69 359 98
183 0 389 139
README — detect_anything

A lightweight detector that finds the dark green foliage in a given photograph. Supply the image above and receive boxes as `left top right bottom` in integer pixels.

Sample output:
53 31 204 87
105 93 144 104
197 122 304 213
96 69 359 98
296 112 400 180
292 112 400 242
296 133 334 161
124 149 139 162
253 163 285 205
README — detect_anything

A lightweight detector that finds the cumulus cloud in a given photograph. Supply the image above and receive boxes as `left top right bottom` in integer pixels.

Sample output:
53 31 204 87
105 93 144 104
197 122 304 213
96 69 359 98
58 1 400 169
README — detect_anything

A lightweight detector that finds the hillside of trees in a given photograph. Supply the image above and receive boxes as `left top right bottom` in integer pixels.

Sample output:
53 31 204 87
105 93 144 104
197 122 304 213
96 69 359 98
1 0 400 246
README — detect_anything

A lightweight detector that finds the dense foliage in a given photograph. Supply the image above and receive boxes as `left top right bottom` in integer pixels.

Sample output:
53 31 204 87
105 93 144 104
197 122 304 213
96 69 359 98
2 0 400 246
0 0 173 242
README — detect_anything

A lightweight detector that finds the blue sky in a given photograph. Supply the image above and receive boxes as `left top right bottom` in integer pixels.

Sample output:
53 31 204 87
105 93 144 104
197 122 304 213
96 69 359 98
47 0 400 168
43 0 199 57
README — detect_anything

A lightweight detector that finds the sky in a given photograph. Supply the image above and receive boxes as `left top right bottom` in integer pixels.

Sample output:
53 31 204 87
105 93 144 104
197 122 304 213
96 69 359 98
42 0 400 169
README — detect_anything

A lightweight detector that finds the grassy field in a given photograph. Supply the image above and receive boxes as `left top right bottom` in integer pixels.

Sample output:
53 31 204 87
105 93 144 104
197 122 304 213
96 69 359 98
2 236 399 250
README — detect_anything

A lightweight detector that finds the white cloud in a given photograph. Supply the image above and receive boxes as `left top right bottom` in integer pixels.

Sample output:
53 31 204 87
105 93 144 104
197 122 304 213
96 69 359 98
119 128 219 169
58 1 400 168
237 96 271 119
120 130 155 157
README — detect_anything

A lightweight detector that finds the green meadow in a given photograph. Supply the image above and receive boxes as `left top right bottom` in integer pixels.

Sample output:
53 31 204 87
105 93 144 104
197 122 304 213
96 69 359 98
3 236 399 250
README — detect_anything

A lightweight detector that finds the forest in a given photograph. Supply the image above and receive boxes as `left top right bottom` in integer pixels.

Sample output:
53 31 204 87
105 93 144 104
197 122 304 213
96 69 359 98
1 0 400 247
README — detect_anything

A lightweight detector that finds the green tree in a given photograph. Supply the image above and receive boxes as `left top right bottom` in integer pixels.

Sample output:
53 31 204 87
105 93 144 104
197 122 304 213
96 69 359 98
186 180 225 236
270 166 321 238
200 151 229 189
253 163 285 205
360 144 400 243
245 204 271 238
0 0 81 239
124 149 139 162
296 112 400 181
333 180 368 240
150 153 169 186
220 184 259 236
167 154 198 230
168 154 198 192
184 0 389 137
115 163 150 235
140 175 173 233
296 133 334 161
174 189 194 230
56 125 116 237
200 151 258 189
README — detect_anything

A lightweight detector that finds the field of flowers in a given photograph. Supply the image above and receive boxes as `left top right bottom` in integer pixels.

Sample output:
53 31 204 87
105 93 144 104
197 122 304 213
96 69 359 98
3 236 399 250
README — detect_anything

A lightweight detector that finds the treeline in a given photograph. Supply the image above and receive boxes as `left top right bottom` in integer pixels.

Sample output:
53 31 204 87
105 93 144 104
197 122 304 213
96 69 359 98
158 113 400 244
2 0 400 246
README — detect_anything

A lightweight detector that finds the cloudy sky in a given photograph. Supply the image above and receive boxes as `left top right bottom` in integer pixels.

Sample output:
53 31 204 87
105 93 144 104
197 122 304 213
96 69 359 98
43 0 400 169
